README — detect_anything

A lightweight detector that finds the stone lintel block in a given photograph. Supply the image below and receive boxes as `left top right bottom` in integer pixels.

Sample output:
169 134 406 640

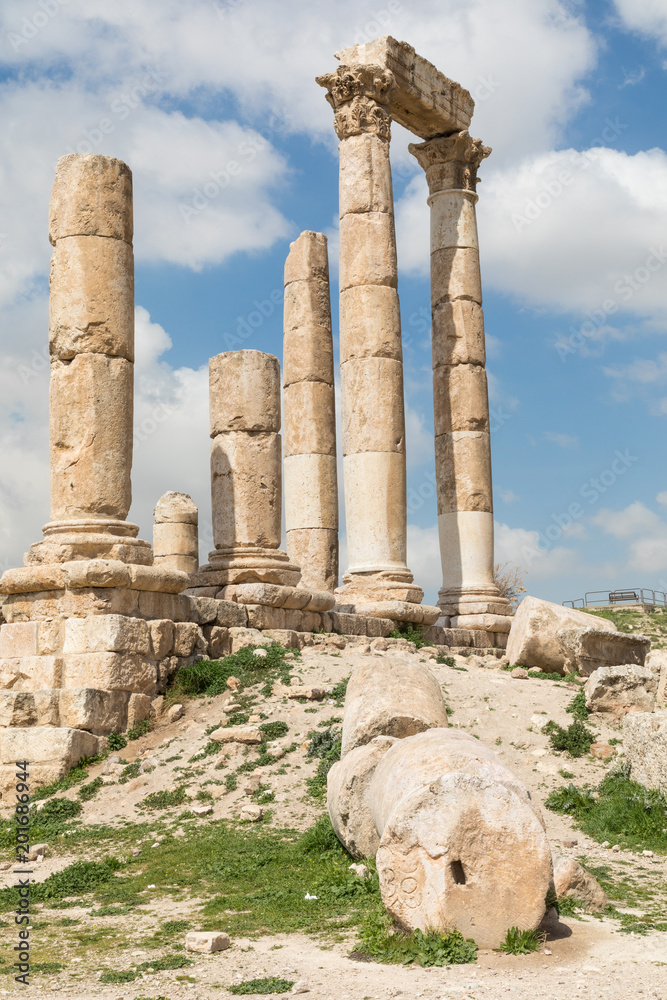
0 564 65 595
439 601 511 617
153 520 198 558
432 299 486 368
128 564 188 594
61 652 157 693
341 358 405 455
435 431 492 513
210 431 282 550
49 236 134 361
49 154 133 244
63 615 150 655
149 619 175 658
495 632 509 649
335 37 473 138
50 354 133 521
283 323 335 387
339 132 393 216
433 364 489 435
450 613 513 633
0 656 63 691
209 350 280 436
153 491 198 524
245 604 286 631
284 230 329 285
284 454 338 530
59 687 129 734
0 725 99 767
284 278 331 334
339 285 402 364
0 691 39 727
283 381 336 458
431 247 482 307
339 213 398 292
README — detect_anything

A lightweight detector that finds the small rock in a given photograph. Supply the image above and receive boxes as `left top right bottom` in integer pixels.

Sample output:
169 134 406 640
349 863 370 879
151 695 165 718
590 743 615 760
601 841 610 849
248 714 261 723
511 667 529 679
132 848 142 857
0 862 12 871
27 843 49 861
185 931 231 953
553 856 607 911
227 675 240 691
139 758 155 773
167 704 184 723
253 648 268 659
209 725 262 745
544 948 552 955
244 775 262 795
287 685 329 700
612 844 621 852
562 839 578 848
642 850 654 857
240 804 263 822
370 637 388 652
190 804 213 816
225 703 242 714
291 982 310 995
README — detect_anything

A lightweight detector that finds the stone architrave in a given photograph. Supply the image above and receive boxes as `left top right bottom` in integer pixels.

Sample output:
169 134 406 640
283 231 338 593
317 63 437 624
201 350 301 589
153 492 199 575
409 131 511 628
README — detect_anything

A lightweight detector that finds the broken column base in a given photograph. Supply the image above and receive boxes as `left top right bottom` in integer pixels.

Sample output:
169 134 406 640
336 600 440 626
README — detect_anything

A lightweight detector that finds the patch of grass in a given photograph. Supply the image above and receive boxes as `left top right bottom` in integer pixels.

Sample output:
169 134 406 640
225 774 238 792
140 787 189 811
329 676 349 707
388 622 427 648
436 654 455 666
225 712 250 727
229 978 295 995
0 858 122 911
118 762 141 784
0 797 84 849
189 740 222 763
529 670 570 681
169 644 295 700
259 721 289 740
546 768 667 854
137 955 193 972
100 970 138 984
566 688 589 721
78 776 104 801
542 719 595 757
305 727 342 799
30 754 105 802
196 789 214 803
499 927 541 955
127 719 152 741
107 732 128 751
559 768 576 779
355 906 477 966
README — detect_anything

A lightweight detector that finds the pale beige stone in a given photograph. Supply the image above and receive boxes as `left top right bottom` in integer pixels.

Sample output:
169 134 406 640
506 596 616 674
153 523 199 575
127 692 152 728
553 857 607 912
0 725 99 767
205 625 230 659
339 285 402 362
245 605 286 630
185 931 230 954
342 601 440 626
49 154 133 243
430 247 483 306
209 350 280 435
210 431 282 550
341 658 448 756
431 299 486 367
286 685 328 700
61 652 157 693
50 354 133 521
63 615 150 655
284 229 329 285
450 613 512 633
286 528 338 594
435 432 492 513
61 559 132 590
558 626 650 677
284 454 338 530
0 622 38 657
339 212 398 291
341 358 406 456
154 491 198 525
282 324 334 386
623 711 667 795
283 381 336 456
149 619 175 658
49 236 134 360
0 565 65 595
0 692 38 727
584 664 656 715
433 364 489 435
339 132 394 215
283 280 331 333
209 725 262 745
0 656 62 691
58 687 128 733
128 564 188 594
227 627 271 652
327 736 398 858
429 189 479 252
173 623 205 657
341 451 408 575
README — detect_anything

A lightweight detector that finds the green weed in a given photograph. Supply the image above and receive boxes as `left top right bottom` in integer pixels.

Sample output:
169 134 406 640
436 654 455 666
107 732 128 751
169 644 295 700
499 927 541 955
566 689 589 722
229 979 295 995
127 719 152 740
329 677 349 707
259 721 289 740
78 776 104 801
388 623 427 648
140 787 189 811
542 719 595 757
355 906 477 966
305 727 342 799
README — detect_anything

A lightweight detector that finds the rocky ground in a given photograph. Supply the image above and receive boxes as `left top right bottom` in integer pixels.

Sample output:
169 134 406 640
1 633 666 1000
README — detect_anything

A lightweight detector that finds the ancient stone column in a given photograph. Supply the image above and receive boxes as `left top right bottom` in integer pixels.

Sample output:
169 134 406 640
317 63 423 612
205 350 300 586
153 492 199 575
27 153 150 567
409 132 511 628
283 231 338 594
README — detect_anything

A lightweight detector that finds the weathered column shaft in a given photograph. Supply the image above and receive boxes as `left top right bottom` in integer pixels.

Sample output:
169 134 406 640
283 231 338 593
317 63 422 607
153 492 199 575
410 132 510 622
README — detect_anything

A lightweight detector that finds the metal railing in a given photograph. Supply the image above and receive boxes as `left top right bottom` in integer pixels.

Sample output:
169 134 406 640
563 589 667 609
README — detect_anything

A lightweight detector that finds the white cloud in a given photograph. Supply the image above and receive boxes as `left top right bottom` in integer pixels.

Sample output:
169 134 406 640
613 0 667 47
544 431 579 448
493 521 582 579
591 501 667 573
657 491 667 505
407 523 442 604
498 488 519 504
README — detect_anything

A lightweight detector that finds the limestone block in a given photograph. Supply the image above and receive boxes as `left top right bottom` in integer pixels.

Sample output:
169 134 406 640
329 612 368 636
431 299 486 367
261 629 298 648
246 605 286 631
558 627 650 677
283 279 331 333
187 597 220 625
429 189 479 253
185 931 231 954
228 627 271 653
228 582 305 609
49 154 133 244
209 350 280 435
173 623 205 657
136 590 192 622
450 614 512 633
623 711 667 794
61 652 157 693
341 658 448 756
0 725 99 768
286 528 338 594
339 213 398 291
584 664 657 716
58 687 129 733
339 285 402 362
339 132 393 215
210 431 281 549
282 324 334 386
0 692 37 727
0 656 62 691
50 354 133 521
284 454 338 529
128 564 188 594
435 431 492 514
127 692 153 729
33 690 61 725
63 615 150 655
306 591 337 612
341 358 405 455
553 857 607 912
283 381 336 456
365 617 395 638
204 625 231 659
284 230 330 285
215 601 249 628
327 736 398 858
37 620 64 655
153 491 198 524
61 559 132 590
430 247 482 306
0 564 65 595
0 622 38 657
375 771 552 948
149 620 175 658
433 364 489 435
343 602 440 626
49 236 134 360
209 725 262 745
506 597 616 674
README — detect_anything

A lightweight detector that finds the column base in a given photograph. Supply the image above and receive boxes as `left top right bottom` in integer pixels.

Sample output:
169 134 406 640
192 547 301 588
336 568 424 605
27 519 153 566
335 599 440 625
438 586 513 631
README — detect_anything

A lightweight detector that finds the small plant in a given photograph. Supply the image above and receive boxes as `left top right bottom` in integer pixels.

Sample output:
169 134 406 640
566 688 589 722
388 622 427 648
100 970 137 984
118 762 141 784
196 790 214 803
329 676 349 707
305 727 342 799
229 978 295 995
140 787 189 810
436 654 455 666
542 719 595 757
356 906 477 966
259 721 289 740
559 768 576 779
127 719 152 741
169 643 294 700
499 926 541 955
107 732 128 751
189 740 222 763
77 776 104 802
225 773 238 792
493 562 526 610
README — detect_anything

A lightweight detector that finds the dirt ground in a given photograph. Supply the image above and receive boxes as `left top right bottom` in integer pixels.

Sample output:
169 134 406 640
2 641 666 1000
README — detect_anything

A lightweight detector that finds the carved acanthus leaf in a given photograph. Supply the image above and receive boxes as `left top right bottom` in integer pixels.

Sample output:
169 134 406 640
317 63 395 140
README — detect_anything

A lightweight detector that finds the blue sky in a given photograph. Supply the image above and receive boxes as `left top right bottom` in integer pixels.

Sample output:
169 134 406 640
1 0 666 607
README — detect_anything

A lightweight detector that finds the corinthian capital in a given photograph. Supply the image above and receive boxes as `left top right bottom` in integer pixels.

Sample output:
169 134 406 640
409 130 491 194
316 63 395 140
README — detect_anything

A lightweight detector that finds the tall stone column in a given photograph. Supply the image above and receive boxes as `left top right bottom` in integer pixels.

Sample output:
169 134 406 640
317 64 429 618
283 231 338 594
28 153 151 567
409 132 511 628
205 350 301 587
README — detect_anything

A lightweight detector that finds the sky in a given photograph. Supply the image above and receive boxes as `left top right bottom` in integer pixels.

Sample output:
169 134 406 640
0 0 666 608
